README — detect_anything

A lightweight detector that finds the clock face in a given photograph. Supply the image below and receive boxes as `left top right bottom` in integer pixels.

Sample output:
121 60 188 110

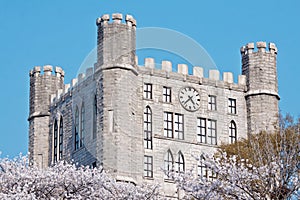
179 86 200 111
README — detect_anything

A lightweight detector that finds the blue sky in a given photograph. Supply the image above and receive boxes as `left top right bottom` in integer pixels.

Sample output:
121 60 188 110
0 0 299 157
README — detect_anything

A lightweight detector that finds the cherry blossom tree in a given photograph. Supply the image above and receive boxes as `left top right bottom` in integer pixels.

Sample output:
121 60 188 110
0 156 160 199
173 115 300 200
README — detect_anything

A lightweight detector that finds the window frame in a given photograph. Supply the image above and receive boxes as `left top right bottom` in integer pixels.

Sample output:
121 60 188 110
93 95 97 139
144 155 153 178
144 106 152 149
197 118 207 143
59 117 63 160
197 118 217 145
174 113 184 140
80 103 85 148
143 83 152 99
228 98 237 114
198 156 208 178
176 151 185 173
164 150 174 179
208 95 217 111
75 106 80 150
53 119 58 162
207 119 217 145
229 120 237 144
198 156 217 181
164 112 173 138
163 86 171 103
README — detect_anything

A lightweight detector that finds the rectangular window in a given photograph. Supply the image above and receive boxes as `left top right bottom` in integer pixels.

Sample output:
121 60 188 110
197 118 217 145
164 112 184 139
174 113 184 140
163 87 171 103
197 118 206 143
208 95 216 111
164 112 173 138
144 107 152 149
143 83 152 99
207 119 217 145
228 98 236 114
144 155 153 178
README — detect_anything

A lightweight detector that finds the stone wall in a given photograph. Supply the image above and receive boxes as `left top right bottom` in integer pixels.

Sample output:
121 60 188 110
241 42 279 134
29 12 279 199
28 65 64 168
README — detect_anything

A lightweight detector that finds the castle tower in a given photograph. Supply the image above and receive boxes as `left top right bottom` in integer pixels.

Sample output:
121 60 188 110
241 42 279 134
28 65 64 168
96 13 136 70
95 13 141 182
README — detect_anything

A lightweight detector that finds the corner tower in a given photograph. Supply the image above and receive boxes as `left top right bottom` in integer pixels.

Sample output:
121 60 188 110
28 66 64 168
95 13 141 182
241 42 279 134
96 13 136 70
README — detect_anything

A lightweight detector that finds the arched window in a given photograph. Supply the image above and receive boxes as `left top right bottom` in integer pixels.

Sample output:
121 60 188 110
144 106 152 149
53 119 58 162
197 156 207 178
59 116 63 160
176 151 185 173
93 95 97 139
164 150 173 179
229 120 237 144
80 103 85 147
75 106 79 150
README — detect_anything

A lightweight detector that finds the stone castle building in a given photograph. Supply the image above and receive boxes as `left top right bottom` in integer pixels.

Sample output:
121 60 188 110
28 13 279 197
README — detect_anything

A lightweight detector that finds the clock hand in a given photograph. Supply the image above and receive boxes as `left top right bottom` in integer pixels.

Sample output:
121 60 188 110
184 95 193 104
189 95 195 104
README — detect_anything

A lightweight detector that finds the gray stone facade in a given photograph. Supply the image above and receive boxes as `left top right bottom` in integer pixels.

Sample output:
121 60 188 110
28 13 279 197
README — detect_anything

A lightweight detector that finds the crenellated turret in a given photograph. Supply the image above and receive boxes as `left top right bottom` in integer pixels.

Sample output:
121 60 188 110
241 41 279 134
95 13 136 72
28 65 64 168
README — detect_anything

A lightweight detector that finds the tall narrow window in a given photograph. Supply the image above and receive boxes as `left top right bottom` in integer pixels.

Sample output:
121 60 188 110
208 95 216 111
59 117 63 160
174 113 184 140
53 119 58 162
80 104 85 147
164 112 173 138
144 106 152 149
228 98 236 114
163 86 171 103
229 120 237 144
207 119 217 145
164 150 173 179
197 118 206 143
93 95 97 139
198 156 216 180
75 106 79 150
143 83 152 99
176 151 185 173
197 156 207 178
144 155 153 178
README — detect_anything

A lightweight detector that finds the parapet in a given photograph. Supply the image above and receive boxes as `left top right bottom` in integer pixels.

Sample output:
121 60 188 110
51 67 95 104
139 57 246 89
96 13 136 28
29 65 64 78
240 41 277 55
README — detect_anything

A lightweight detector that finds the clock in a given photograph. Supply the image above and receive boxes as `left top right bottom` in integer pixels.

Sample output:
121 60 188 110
178 86 200 111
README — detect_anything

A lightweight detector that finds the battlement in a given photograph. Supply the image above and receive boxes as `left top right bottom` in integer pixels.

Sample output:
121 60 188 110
96 13 136 28
51 66 95 104
240 41 277 55
29 65 65 78
139 57 246 87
